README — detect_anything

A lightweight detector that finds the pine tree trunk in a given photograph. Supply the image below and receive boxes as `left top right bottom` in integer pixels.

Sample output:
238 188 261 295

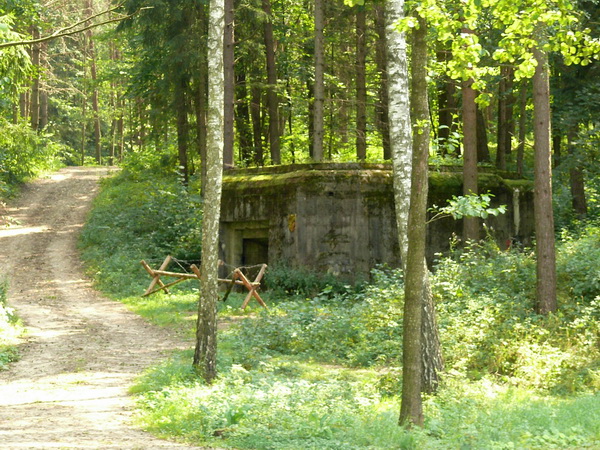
476 106 490 162
250 81 263 165
516 81 528 176
175 76 190 183
235 71 254 163
223 0 235 168
356 6 367 161
30 27 41 131
462 79 479 242
194 0 225 383
263 0 281 164
312 0 325 161
374 4 390 160
532 42 557 315
567 128 587 217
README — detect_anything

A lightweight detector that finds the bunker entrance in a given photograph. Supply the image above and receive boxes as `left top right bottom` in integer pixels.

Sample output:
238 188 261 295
243 237 269 267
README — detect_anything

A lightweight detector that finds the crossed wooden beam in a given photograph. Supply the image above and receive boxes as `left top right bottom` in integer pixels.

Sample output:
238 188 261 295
140 256 268 309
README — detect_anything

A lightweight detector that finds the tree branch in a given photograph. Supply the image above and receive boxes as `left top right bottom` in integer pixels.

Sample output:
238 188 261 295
0 4 147 49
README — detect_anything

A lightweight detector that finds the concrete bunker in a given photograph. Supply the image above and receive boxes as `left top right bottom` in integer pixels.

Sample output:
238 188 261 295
220 163 534 282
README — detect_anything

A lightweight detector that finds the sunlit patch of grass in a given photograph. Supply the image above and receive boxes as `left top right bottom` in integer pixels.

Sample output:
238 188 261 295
0 280 22 370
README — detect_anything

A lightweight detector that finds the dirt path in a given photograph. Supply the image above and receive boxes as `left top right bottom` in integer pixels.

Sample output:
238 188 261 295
0 167 199 449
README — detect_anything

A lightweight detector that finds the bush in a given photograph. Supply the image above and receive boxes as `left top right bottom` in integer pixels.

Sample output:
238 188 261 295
0 280 21 370
79 167 202 296
0 120 67 196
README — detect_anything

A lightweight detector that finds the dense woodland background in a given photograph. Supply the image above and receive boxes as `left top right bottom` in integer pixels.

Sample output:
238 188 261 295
1 0 600 446
2 0 598 191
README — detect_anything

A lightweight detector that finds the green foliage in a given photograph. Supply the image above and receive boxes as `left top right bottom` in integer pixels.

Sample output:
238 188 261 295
429 192 506 222
233 268 403 368
433 238 600 393
0 120 67 197
557 225 600 301
79 167 202 296
132 352 418 449
0 279 21 370
264 262 350 298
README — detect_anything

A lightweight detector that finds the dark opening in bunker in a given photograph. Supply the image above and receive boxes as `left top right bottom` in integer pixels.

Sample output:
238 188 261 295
242 237 269 266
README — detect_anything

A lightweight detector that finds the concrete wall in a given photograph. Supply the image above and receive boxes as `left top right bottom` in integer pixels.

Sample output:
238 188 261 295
220 163 534 281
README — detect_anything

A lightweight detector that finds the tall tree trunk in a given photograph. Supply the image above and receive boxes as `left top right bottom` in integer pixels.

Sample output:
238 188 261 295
437 49 459 156
374 4 390 160
30 27 41 131
263 0 281 164
193 0 225 383
250 81 263 165
175 75 190 184
399 13 428 427
312 0 325 161
516 80 528 176
476 106 490 162
356 5 367 161
386 0 442 411
223 0 235 168
85 0 102 164
567 128 587 217
462 79 479 242
19 92 29 120
532 42 557 315
496 66 515 170
235 71 253 163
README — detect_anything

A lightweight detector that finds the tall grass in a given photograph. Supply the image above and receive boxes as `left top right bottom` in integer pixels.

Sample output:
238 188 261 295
80 167 600 448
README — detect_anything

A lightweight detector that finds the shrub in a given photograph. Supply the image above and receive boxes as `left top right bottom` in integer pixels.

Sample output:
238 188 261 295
79 168 202 296
0 280 21 370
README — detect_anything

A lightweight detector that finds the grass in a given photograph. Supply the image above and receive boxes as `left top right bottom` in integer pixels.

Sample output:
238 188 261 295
79 166 600 449
0 280 22 370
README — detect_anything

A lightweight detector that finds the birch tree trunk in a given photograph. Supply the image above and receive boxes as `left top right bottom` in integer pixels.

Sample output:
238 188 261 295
532 40 557 315
193 0 224 383
386 0 442 427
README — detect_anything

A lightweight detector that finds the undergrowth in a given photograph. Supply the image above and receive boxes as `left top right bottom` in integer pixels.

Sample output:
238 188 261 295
79 165 202 297
0 280 21 370
80 166 600 448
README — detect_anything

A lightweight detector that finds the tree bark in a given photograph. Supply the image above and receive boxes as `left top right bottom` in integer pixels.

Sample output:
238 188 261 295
223 0 235 168
567 128 587 217
516 80 528 176
532 42 557 315
250 80 263 165
399 14 428 427
312 0 325 161
30 27 40 131
235 71 253 163
476 106 490 162
175 75 190 184
355 5 367 161
194 0 225 383
85 0 102 164
496 66 515 170
387 0 442 427
374 4 390 160
263 0 281 164
462 79 479 242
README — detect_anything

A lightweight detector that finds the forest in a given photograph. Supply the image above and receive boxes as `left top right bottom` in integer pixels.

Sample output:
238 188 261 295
0 0 599 447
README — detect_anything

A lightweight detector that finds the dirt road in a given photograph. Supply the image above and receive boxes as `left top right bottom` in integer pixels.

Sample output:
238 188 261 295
0 167 197 449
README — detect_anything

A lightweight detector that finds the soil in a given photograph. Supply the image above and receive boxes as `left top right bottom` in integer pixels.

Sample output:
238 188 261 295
0 167 200 449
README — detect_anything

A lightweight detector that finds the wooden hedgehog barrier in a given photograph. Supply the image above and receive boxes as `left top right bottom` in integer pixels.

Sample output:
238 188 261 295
140 255 268 309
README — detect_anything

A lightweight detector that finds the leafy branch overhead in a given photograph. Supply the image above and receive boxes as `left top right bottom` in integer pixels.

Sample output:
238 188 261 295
428 193 507 223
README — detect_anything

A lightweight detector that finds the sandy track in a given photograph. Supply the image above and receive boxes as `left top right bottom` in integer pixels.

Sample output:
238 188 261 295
0 167 198 449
